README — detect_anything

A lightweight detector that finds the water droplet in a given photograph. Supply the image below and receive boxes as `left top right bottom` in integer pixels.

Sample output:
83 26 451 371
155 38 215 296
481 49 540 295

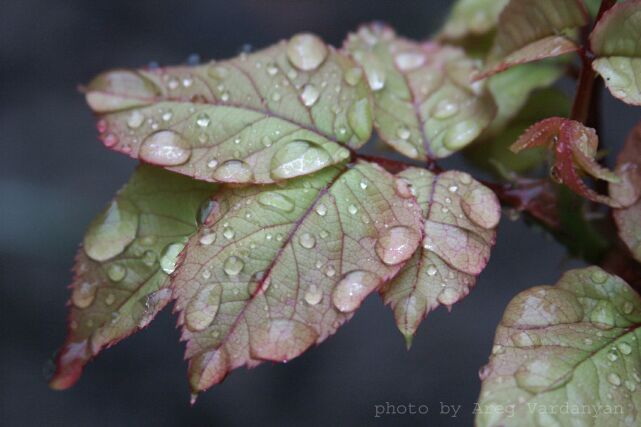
348 204 358 215
396 125 411 140
607 373 621 386
223 256 244 276
448 185 458 193
258 192 295 213
83 199 138 262
300 84 320 107
394 52 425 71
270 140 332 180
359 180 368 190
160 242 185 274
304 285 323 305
127 111 144 129
271 92 281 102
394 178 413 199
299 232 316 249
213 160 253 183
161 111 173 122
286 33 327 71
199 232 216 246
375 226 420 265
443 120 481 150
324 265 336 278
618 341 632 355
591 269 608 284
478 364 491 380
266 62 279 76
196 113 211 128
262 136 273 147
223 227 235 240
344 67 363 86
460 174 472 185
105 293 116 306
512 331 541 347
142 250 157 266
347 98 373 141
426 265 437 276
433 99 459 119
107 263 126 282
319 229 329 239
622 301 634 314
332 270 381 312
355 51 386 91
140 130 191 166
72 281 98 308
186 284 222 331
590 301 616 328
315 203 328 216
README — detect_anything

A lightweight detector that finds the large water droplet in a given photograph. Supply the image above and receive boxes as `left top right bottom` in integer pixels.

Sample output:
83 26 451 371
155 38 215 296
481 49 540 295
515 359 571 393
375 226 420 265
85 70 157 112
347 97 373 141
332 270 381 312
607 373 621 386
433 99 459 119
199 231 216 246
443 120 481 151
71 281 98 308
127 111 145 129
356 51 386 91
304 284 323 305
257 192 295 213
84 199 138 262
213 160 253 183
286 33 327 71
299 232 316 249
300 84 320 107
270 140 332 180
160 242 185 274
223 256 244 276
140 130 191 166
394 52 425 71
185 284 222 331
618 341 632 355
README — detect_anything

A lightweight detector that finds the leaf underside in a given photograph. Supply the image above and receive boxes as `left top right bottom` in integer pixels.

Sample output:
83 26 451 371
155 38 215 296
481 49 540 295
610 121 641 263
476 266 641 427
344 23 497 160
50 165 217 389
590 0 641 105
86 34 374 184
481 0 588 77
172 161 424 394
381 167 500 344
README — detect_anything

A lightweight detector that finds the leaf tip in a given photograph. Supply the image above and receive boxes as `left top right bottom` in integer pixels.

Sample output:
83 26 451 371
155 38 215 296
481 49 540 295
403 332 414 350
47 341 89 391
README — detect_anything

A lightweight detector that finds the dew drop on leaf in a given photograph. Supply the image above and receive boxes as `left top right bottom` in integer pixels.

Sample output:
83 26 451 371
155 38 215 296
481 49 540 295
71 281 98 309
270 140 332 180
443 120 481 150
347 98 373 141
196 113 211 128
304 284 322 306
298 232 316 249
375 226 421 265
394 52 425 71
83 199 138 262
300 84 320 107
186 284 222 332
159 242 185 275
433 99 459 119
344 67 363 86
139 130 191 166
618 342 632 355
127 111 144 129
607 373 621 386
199 231 216 246
315 203 328 216
223 256 244 276
212 160 253 183
107 263 126 282
332 270 381 312
286 33 327 71
396 125 411 140
257 192 295 213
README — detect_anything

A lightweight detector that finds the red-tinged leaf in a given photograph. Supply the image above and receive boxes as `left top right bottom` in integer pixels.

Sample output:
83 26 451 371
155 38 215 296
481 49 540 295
480 0 588 78
610 121 641 263
380 168 500 344
49 165 217 390
511 117 621 206
476 266 641 427
590 0 641 105
171 161 423 395
343 24 497 159
85 34 374 184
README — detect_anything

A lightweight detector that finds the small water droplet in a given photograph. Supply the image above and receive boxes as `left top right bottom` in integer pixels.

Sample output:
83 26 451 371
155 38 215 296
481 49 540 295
359 180 368 190
315 203 328 216
591 269 608 284
107 263 126 282
105 293 116 306
433 99 459 119
299 232 316 249
607 373 621 386
300 84 320 107
332 270 380 312
618 341 632 355
140 130 191 166
324 265 336 278
304 284 323 305
72 281 98 308
622 301 634 314
448 185 458 193
213 160 253 183
127 111 145 129
286 33 328 71
199 232 216 246
223 256 244 276
426 265 437 276
223 227 235 240
196 113 211 128
159 242 185 274
348 204 358 215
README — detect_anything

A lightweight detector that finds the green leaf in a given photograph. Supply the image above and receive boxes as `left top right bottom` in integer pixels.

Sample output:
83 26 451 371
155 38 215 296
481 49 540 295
171 161 424 395
49 165 217 390
591 0 641 105
476 266 641 427
85 34 374 184
481 0 588 78
610 121 641 263
439 0 509 40
343 24 496 159
381 167 500 345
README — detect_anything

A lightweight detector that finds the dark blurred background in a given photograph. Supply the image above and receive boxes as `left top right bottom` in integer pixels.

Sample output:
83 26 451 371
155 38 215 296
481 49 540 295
1 1 638 426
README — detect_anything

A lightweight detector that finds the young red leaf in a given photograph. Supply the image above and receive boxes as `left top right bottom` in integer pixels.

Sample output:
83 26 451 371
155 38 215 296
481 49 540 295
590 0 641 105
50 165 217 390
380 167 500 345
85 34 374 184
171 161 423 396
479 0 588 79
511 117 621 206
610 121 641 263
476 266 641 427
344 23 496 159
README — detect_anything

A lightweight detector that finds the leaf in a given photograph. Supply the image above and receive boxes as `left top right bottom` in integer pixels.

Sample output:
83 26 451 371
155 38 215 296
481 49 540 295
380 167 500 345
511 117 621 206
49 165 217 390
480 0 588 78
476 266 641 427
591 0 641 105
171 160 423 395
610 121 641 263
85 34 374 184
343 23 496 159
439 0 509 40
